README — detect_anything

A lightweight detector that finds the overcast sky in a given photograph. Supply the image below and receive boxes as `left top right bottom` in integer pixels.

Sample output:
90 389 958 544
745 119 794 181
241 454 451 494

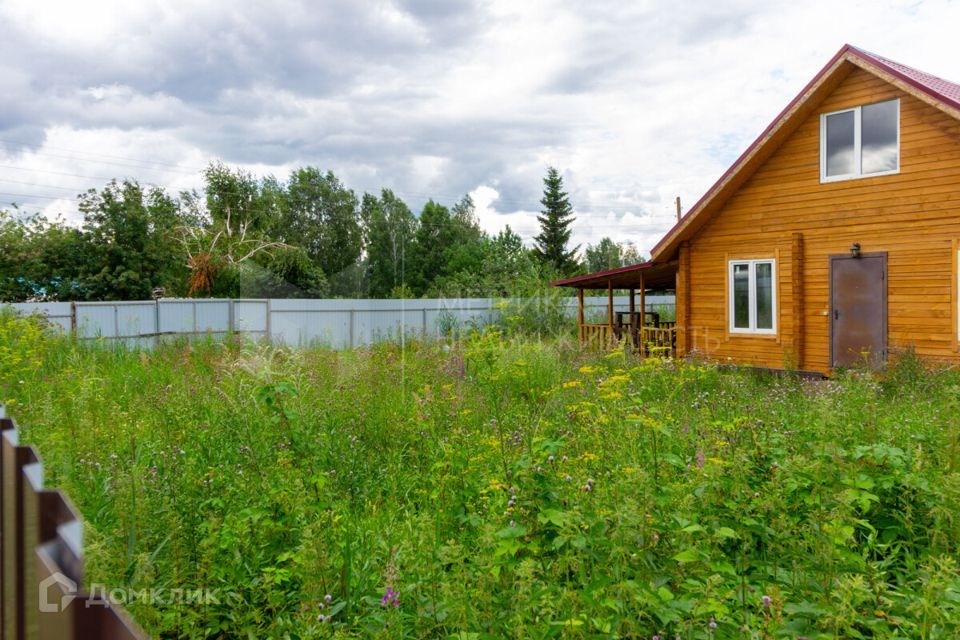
2 0 959 256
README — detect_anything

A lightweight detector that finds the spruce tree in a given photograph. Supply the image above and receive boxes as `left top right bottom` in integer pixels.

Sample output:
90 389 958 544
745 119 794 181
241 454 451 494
533 167 578 273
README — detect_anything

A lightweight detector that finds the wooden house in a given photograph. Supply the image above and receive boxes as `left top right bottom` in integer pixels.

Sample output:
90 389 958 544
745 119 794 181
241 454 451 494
553 44 960 374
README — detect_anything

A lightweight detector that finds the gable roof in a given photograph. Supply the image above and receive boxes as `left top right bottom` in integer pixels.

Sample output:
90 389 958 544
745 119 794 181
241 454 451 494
650 44 960 263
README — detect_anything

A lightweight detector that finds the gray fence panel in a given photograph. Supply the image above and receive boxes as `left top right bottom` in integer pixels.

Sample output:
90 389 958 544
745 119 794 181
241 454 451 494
158 300 196 333
4 295 676 349
354 307 426 344
4 302 73 333
270 305 352 348
194 301 230 333
75 304 117 339
233 301 269 334
116 303 157 337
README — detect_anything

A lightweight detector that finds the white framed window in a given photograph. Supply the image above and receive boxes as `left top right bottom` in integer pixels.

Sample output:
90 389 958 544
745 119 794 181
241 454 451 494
728 259 776 334
820 98 899 182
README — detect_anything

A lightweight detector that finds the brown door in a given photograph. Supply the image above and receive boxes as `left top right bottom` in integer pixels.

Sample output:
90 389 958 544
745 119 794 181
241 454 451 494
830 253 887 368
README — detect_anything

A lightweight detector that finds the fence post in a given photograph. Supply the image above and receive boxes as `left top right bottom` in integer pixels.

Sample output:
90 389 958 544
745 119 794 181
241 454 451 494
0 405 9 640
349 309 355 348
1 410 147 640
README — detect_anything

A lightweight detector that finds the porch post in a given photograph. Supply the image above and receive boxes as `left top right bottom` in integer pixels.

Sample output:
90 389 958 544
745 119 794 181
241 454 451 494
677 241 691 356
607 281 614 345
577 288 585 345
639 273 646 351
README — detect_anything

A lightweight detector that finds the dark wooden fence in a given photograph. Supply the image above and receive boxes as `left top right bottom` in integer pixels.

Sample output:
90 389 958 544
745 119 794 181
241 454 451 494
0 407 147 640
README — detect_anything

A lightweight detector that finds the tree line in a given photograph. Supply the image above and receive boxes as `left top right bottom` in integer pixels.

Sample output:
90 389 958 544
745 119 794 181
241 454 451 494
0 164 644 301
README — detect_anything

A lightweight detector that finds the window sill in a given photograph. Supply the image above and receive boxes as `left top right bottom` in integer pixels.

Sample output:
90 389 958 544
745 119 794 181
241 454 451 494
728 329 778 338
820 168 900 184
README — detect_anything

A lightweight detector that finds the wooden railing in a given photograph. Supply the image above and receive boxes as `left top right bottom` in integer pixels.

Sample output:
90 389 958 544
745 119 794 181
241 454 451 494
1 407 146 640
578 323 677 358
640 326 676 357
579 323 614 349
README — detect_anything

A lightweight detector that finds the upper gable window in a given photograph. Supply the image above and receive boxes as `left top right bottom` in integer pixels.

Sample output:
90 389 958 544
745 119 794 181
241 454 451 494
820 98 899 182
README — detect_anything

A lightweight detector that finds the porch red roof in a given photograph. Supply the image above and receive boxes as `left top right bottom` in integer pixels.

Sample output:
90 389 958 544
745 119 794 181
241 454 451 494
551 260 677 290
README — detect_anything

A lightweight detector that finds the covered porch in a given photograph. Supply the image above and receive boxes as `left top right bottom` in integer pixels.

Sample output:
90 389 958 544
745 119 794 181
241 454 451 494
552 261 679 357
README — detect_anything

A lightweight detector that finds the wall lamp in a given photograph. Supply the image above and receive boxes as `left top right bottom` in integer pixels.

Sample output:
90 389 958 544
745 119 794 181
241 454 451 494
850 242 862 259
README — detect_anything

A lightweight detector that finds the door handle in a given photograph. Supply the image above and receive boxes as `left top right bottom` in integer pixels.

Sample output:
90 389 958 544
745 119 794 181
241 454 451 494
834 309 839 320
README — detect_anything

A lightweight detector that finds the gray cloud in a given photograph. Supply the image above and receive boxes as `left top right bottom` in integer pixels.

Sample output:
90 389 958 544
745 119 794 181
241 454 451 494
1 0 959 251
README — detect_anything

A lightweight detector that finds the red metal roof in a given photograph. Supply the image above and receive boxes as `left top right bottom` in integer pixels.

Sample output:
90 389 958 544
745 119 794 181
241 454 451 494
551 260 677 290
649 44 960 262
852 46 960 112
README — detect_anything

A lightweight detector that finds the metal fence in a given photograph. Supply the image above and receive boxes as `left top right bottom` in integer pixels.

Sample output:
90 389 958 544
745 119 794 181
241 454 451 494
5 296 675 349
0 406 146 640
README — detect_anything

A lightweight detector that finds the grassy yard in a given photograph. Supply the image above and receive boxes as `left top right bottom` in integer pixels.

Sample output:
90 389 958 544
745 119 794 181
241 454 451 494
2 311 960 639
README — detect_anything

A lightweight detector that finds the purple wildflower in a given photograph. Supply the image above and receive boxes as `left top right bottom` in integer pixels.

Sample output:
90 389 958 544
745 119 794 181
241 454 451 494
380 586 400 608
709 617 717 629
762 595 772 608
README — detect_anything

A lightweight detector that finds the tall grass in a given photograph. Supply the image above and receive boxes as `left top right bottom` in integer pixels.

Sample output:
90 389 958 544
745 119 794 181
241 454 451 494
2 311 960 639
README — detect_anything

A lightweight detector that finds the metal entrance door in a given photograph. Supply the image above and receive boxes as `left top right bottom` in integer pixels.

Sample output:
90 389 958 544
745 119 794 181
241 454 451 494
830 253 887 368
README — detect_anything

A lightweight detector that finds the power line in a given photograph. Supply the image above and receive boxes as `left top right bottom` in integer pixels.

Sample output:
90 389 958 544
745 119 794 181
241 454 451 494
0 164 167 183
0 179 81 192
0 137 210 172
0 176 669 214
0 136 668 197
0 140 208 175
0 145 671 209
